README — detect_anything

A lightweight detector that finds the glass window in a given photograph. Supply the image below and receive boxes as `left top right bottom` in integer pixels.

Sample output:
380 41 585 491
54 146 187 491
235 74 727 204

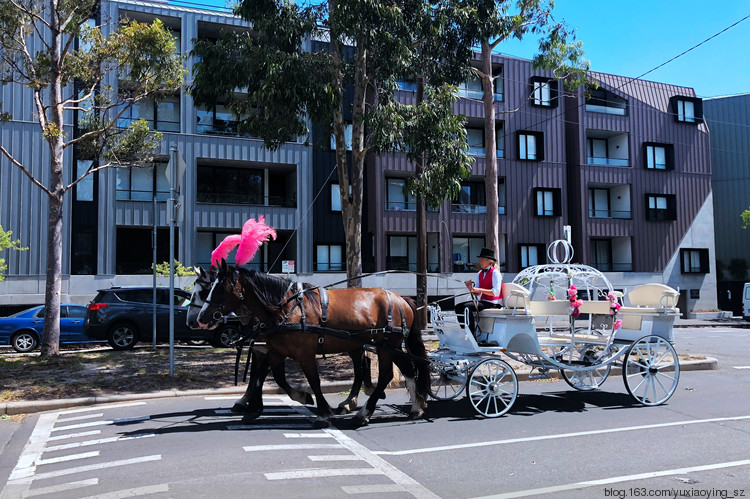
498 178 506 215
496 123 504 158
386 178 415 211
678 100 695 123
316 245 343 271
76 160 94 202
536 189 556 216
331 123 353 151
156 96 180 132
452 181 486 214
681 248 708 273
519 133 536 160
452 236 484 272
646 145 666 169
533 80 551 106
520 244 544 268
467 128 484 156
331 184 342 211
591 239 612 271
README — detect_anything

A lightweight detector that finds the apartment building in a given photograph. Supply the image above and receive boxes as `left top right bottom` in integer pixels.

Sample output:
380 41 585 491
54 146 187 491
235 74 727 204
0 0 717 314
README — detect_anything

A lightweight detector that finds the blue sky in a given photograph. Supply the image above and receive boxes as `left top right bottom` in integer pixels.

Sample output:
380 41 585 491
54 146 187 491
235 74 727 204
181 0 750 98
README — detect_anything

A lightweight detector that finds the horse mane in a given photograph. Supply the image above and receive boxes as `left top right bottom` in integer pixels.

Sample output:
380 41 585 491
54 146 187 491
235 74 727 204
237 268 322 323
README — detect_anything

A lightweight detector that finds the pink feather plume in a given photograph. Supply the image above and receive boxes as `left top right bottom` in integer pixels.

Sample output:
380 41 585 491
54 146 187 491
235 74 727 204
235 216 277 266
210 234 242 267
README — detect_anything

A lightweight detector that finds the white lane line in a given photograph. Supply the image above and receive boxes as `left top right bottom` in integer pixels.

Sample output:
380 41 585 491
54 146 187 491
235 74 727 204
36 451 100 465
216 408 298 416
475 459 750 498
204 395 285 401
733 366 750 369
31 455 162 481
284 433 334 439
58 402 147 415
52 416 149 432
48 430 101 441
228 424 314 430
342 484 409 494
265 468 382 480
244 444 343 452
45 434 154 452
76 483 170 499
323 427 441 499
6 413 58 481
57 413 104 423
374 414 750 456
24 478 99 497
309 455 365 462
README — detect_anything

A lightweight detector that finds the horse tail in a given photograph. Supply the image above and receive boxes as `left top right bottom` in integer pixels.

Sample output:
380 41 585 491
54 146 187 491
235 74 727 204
403 297 430 400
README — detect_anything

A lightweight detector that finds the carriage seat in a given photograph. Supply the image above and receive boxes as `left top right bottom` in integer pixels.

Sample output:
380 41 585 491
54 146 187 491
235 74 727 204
620 283 680 315
478 282 532 317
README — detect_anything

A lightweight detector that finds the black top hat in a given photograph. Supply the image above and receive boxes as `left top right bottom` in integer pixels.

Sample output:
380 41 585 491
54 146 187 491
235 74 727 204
476 247 497 261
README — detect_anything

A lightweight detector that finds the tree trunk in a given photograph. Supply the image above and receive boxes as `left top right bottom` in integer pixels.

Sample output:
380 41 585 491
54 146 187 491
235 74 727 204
481 41 499 259
415 76 427 324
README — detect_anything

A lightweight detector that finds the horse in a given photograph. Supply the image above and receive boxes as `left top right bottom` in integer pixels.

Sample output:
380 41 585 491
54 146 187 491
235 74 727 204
195 261 430 427
186 267 373 418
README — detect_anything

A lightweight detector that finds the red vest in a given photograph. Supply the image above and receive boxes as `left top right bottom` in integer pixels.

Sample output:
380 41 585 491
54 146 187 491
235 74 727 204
478 267 502 303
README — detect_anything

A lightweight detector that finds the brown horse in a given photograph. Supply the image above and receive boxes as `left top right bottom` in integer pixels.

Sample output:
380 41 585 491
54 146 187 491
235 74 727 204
196 261 430 427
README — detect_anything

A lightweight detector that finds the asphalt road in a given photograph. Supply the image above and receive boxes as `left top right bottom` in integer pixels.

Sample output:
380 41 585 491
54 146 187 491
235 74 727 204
1 326 749 499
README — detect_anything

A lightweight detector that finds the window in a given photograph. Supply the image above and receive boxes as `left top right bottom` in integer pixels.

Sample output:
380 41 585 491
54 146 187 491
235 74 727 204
117 227 178 274
586 87 627 115
680 248 709 273
588 188 610 218
587 134 629 167
496 122 504 158
452 181 486 214
453 237 485 272
644 143 674 170
498 178 506 215
518 132 543 161
316 245 343 271
458 73 483 99
116 162 169 201
197 103 252 136
76 160 94 202
386 178 415 211
534 188 560 217
331 123 353 151
117 94 180 132
646 194 676 221
670 96 703 124
386 235 439 272
520 244 545 268
197 166 264 205
467 128 484 156
330 184 342 212
590 239 612 271
530 77 557 108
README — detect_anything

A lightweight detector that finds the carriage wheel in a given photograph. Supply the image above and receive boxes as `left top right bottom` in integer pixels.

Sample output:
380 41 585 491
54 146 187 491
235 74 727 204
560 345 612 391
622 335 680 406
429 361 466 401
466 359 517 418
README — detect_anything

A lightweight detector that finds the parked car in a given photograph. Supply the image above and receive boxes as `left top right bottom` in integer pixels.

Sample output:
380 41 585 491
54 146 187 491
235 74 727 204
85 287 241 350
0 305 106 353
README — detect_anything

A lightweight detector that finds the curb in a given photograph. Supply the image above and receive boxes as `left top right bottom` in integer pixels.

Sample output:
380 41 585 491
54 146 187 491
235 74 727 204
2 357 718 416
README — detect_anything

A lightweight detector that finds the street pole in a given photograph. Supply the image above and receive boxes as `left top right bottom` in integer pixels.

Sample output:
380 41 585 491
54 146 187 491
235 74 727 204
168 146 177 377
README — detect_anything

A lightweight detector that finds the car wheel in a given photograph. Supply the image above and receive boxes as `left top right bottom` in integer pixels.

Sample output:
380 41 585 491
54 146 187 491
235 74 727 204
11 331 39 353
212 324 242 348
107 323 139 350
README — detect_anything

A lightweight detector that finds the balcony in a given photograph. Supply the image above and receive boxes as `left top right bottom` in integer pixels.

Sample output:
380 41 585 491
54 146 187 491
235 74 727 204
197 193 296 208
586 131 629 167
588 209 631 219
587 156 629 167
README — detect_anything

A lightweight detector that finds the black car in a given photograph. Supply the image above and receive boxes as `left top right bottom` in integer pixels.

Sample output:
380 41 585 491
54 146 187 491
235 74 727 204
85 287 241 350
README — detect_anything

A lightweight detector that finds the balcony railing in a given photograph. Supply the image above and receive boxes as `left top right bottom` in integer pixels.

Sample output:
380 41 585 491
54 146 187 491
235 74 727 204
314 262 345 272
452 204 487 214
387 259 439 272
593 262 633 272
468 147 504 158
589 209 632 219
457 89 503 101
585 104 626 116
386 201 416 211
587 156 629 167
197 193 296 208
116 189 170 202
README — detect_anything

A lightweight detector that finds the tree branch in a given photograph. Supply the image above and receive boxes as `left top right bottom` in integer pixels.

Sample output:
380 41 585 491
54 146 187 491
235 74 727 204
62 160 117 194
8 0 52 30
0 145 53 197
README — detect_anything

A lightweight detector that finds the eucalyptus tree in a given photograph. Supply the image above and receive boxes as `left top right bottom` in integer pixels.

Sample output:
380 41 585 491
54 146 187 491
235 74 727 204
192 0 474 288
0 0 185 354
462 0 589 259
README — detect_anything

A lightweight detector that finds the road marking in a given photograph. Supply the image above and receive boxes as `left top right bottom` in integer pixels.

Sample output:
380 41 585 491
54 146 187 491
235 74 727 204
24 478 99 497
6 413 58 481
47 430 101 441
284 433 334 439
342 484 409 494
58 402 147 414
204 395 285 401
52 416 149 432
475 459 750 498
265 468 382 480
45 433 154 452
32 455 162 481
733 366 750 369
309 455 365 461
228 423 314 430
36 450 100 465
57 413 104 423
76 483 170 499
374 414 750 456
244 443 343 452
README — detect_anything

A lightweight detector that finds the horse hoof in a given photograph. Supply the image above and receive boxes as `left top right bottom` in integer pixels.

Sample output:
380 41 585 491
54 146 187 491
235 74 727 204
334 406 350 415
352 415 369 427
313 418 331 429
408 409 424 420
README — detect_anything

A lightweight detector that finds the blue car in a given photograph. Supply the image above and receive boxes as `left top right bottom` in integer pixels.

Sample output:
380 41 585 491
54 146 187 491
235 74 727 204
0 305 105 353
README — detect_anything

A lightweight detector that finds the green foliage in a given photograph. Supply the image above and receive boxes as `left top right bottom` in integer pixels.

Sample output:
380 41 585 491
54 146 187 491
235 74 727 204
741 207 750 229
153 260 197 277
0 225 28 282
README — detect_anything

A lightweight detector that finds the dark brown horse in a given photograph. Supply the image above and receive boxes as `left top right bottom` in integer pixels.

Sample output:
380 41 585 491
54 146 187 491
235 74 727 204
196 261 430 427
186 267 372 418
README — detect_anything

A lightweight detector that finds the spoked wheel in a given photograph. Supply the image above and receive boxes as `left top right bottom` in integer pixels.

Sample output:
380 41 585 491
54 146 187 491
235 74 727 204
622 335 680 406
428 361 466 401
466 359 518 418
560 344 612 391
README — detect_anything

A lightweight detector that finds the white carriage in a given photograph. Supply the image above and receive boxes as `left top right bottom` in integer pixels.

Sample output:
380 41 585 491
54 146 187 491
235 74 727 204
427 240 681 418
